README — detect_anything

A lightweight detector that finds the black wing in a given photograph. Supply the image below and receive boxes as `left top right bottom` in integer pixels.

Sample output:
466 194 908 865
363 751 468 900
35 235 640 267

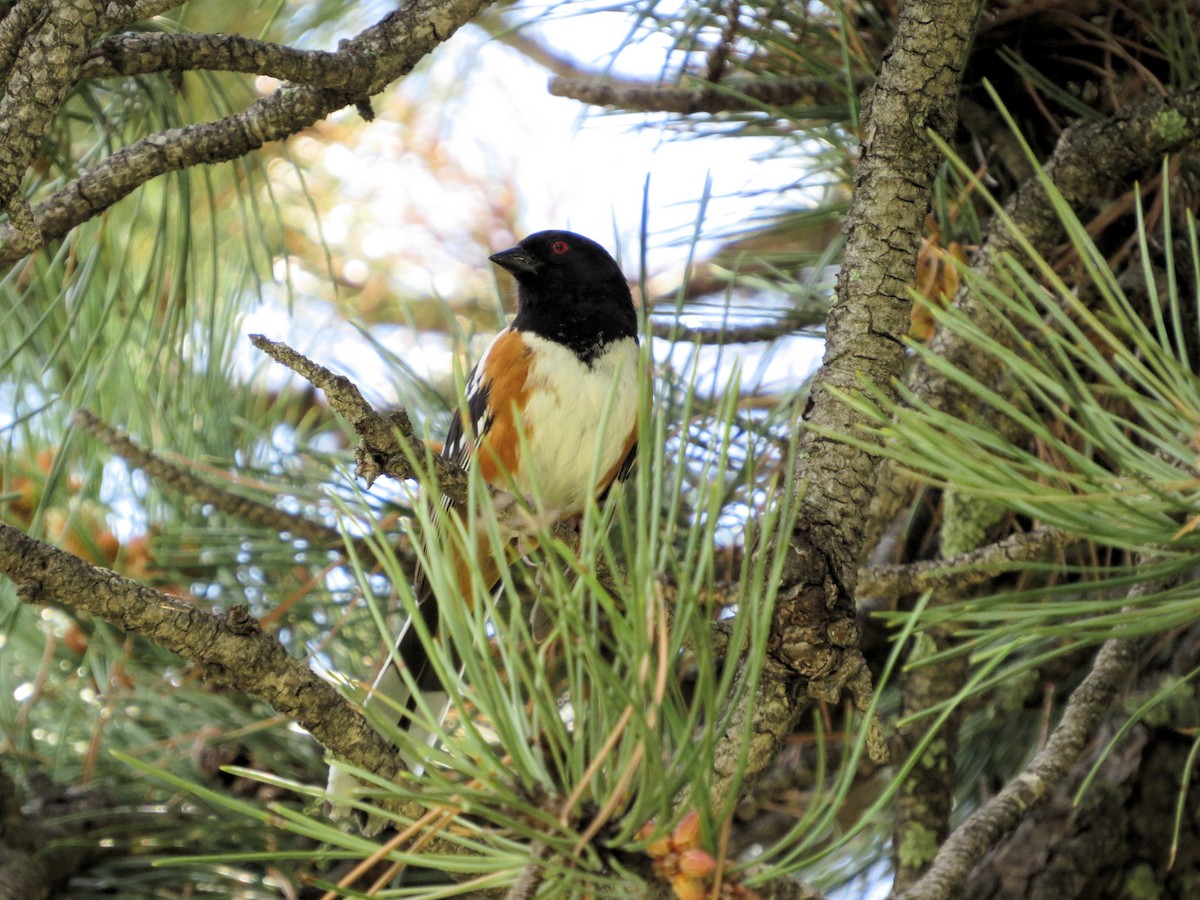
401 359 495 692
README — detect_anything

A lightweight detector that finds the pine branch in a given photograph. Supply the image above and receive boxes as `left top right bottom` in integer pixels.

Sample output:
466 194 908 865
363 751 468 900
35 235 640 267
679 0 988 823
919 85 1200 415
798 0 984 592
0 0 100 214
249 335 471 502
481 3 868 118
0 0 492 268
549 73 863 116
857 525 1073 597
894 575 1163 900
0 523 407 809
708 673 807 811
649 313 824 344
870 85 1200 539
81 31 373 88
721 0 987 802
73 408 373 556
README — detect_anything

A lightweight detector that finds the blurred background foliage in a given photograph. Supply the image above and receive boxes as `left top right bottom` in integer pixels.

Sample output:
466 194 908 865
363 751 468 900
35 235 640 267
3 0 1200 897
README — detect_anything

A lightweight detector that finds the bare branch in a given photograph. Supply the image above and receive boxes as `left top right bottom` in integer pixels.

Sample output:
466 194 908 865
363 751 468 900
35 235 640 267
249 335 471 503
0 0 492 268
895 577 1163 900
81 31 369 88
650 313 823 344
549 74 867 116
754 879 829 900
72 408 374 556
857 525 1074 597
708 673 807 811
474 10 596 82
0 522 405 800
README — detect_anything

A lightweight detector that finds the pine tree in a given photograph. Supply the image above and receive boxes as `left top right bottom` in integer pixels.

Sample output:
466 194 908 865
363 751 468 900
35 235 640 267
2 2 1199 898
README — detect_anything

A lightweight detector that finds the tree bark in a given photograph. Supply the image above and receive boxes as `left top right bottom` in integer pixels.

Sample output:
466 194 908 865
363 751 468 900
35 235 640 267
0 0 493 267
715 0 986 806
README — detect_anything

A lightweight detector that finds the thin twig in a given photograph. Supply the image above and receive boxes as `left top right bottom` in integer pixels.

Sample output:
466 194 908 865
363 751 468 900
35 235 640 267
857 525 1074 597
249 334 471 503
895 577 1164 900
650 314 823 344
503 842 549 899
550 74 869 115
73 408 363 553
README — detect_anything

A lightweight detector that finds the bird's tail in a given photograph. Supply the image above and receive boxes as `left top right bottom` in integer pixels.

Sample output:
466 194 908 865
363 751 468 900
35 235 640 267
324 593 448 829
326 529 502 828
381 589 450 772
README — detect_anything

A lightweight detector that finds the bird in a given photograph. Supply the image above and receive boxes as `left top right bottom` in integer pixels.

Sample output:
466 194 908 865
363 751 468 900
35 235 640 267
328 230 640 825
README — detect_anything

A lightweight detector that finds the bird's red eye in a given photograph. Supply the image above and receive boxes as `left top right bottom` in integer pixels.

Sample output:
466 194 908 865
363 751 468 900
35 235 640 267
551 240 569 255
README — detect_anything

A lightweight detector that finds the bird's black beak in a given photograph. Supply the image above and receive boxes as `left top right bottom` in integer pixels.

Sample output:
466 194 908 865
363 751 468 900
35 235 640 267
489 246 540 276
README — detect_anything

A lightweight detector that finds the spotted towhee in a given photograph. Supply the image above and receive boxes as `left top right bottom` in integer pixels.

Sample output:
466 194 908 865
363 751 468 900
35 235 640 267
328 230 640 820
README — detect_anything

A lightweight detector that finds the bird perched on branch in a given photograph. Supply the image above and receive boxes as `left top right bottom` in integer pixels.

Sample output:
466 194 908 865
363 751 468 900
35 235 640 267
328 230 640 825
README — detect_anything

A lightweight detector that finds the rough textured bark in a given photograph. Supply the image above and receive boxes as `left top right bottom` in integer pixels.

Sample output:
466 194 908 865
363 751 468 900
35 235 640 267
0 523 406 807
868 86 1200 545
0 0 492 267
549 74 865 115
81 30 376 86
858 84 1200 896
0 0 99 253
858 526 1074 597
914 85 1200 420
799 0 983 591
961 621 1200 899
250 335 472 499
897 595 1156 900
965 726 1200 899
891 635 968 889
719 0 985 802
